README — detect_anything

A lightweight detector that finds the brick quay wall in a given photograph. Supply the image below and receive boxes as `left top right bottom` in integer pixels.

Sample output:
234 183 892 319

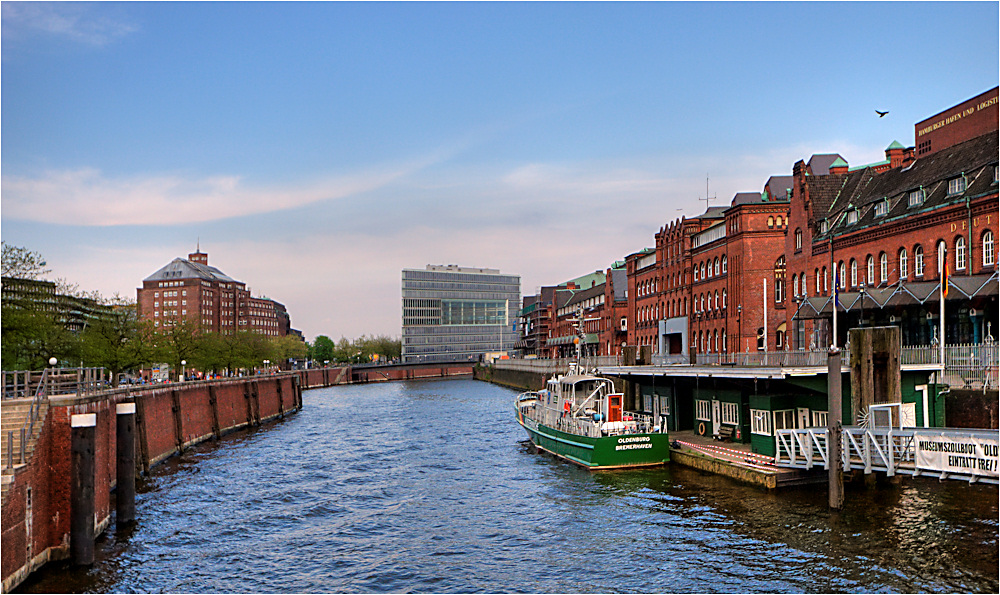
2 362 472 593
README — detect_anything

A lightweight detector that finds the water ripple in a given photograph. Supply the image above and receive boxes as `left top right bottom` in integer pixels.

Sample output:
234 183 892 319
15 379 998 594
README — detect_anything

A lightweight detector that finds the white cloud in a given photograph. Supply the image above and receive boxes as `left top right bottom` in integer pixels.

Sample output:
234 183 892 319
1 159 433 226
1 3 137 46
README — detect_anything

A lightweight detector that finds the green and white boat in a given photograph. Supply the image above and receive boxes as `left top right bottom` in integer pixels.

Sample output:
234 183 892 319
515 367 670 470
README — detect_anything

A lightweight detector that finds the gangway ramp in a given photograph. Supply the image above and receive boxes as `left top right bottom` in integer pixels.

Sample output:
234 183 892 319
774 426 999 485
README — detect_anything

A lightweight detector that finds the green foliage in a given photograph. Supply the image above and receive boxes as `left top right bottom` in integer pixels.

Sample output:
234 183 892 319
1 242 50 280
1 304 78 369
312 335 335 363
77 297 156 378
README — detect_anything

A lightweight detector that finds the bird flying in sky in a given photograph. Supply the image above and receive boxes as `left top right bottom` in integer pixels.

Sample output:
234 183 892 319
876 109 889 117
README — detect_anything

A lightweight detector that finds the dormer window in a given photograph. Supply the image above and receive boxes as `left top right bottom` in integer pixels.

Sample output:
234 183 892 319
846 209 859 225
874 199 888 217
947 176 967 195
908 188 924 207
820 220 829 234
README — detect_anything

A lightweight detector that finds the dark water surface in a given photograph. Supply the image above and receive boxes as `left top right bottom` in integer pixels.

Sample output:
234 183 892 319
18 379 999 593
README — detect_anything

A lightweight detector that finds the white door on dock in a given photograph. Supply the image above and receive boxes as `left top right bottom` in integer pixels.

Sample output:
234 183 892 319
797 407 810 428
711 400 721 436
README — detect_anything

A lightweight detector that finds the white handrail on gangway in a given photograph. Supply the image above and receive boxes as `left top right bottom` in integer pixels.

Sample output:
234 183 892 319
774 426 999 485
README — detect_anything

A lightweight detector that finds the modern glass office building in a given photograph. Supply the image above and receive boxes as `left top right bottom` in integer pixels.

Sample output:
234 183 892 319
402 265 521 363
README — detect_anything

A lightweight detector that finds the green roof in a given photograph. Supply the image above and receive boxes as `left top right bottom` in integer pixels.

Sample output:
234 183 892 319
849 159 890 172
886 140 905 150
829 157 848 168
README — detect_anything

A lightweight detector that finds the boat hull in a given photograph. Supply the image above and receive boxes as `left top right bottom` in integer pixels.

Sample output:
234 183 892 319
516 409 670 470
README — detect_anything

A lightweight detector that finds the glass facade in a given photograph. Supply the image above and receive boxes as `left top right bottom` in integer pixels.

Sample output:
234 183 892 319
402 265 521 363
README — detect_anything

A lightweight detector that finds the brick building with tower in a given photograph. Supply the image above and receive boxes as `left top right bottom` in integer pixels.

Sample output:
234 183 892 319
136 248 296 337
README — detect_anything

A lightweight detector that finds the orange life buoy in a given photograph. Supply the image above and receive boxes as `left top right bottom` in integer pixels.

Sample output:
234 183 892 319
698 422 706 435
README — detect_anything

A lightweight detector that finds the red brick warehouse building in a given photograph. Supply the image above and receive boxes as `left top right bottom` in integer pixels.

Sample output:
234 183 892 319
136 248 298 338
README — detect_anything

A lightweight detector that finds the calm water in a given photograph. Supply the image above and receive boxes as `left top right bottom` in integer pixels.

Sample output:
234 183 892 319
18 379 999 594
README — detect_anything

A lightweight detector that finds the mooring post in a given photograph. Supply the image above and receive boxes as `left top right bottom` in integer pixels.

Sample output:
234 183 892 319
71 413 97 565
827 347 844 510
116 403 136 527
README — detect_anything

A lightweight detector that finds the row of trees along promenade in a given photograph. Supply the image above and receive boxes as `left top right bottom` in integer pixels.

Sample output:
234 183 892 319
1 243 400 380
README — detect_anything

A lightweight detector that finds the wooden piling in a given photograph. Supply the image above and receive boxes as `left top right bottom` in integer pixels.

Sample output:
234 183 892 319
71 414 96 565
828 348 844 510
115 403 136 526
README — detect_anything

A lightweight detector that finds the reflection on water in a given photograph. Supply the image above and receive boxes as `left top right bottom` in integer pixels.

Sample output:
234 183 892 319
16 379 998 594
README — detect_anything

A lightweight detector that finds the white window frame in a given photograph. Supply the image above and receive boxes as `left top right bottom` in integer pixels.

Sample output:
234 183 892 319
880 252 888 282
908 189 924 207
947 177 966 195
773 409 795 431
721 401 739 425
899 248 908 278
866 255 874 285
850 259 858 287
847 209 858 225
875 200 887 217
915 246 924 276
696 399 711 422
812 411 829 428
984 231 995 266
956 237 966 270
751 409 772 435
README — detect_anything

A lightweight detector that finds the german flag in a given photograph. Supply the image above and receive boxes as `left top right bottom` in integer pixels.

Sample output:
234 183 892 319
942 262 950 298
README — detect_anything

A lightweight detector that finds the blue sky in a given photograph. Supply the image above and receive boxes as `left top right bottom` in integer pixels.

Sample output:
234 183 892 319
2 2 998 340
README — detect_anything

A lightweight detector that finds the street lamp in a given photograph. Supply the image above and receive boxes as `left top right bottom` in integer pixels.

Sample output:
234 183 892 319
49 357 58 368
180 360 187 382
263 359 270 374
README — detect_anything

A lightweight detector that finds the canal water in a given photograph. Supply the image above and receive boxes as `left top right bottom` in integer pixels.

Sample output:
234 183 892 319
18 379 998 593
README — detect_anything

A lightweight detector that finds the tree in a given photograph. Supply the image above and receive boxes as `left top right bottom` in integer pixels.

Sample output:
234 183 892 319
1 304 79 369
1 242 50 280
312 335 335 364
273 334 308 368
78 296 155 379
154 318 201 380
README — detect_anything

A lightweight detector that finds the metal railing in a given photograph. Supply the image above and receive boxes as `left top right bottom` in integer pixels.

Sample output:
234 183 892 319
774 425 998 484
4 367 106 470
492 356 619 375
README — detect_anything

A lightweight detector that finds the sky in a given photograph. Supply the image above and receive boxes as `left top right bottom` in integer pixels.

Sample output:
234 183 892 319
2 2 998 342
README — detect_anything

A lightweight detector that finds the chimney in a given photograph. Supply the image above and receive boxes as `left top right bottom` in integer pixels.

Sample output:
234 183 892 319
189 250 208 265
885 141 906 169
828 157 849 175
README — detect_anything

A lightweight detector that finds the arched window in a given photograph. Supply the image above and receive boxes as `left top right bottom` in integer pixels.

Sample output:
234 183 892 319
793 274 800 297
815 269 820 296
983 230 995 267
850 259 858 287
839 261 846 290
714 257 720 276
702 262 707 279
879 252 888 283
866 255 874 285
714 290 720 311
937 240 947 278
722 255 727 274
776 216 784 227
774 256 786 303
701 293 705 311
722 330 727 352
956 236 966 270
914 245 924 276
694 265 699 282
822 266 828 293
767 216 775 228
722 289 727 309
714 329 719 352
801 273 807 296
795 228 803 251
899 248 908 279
